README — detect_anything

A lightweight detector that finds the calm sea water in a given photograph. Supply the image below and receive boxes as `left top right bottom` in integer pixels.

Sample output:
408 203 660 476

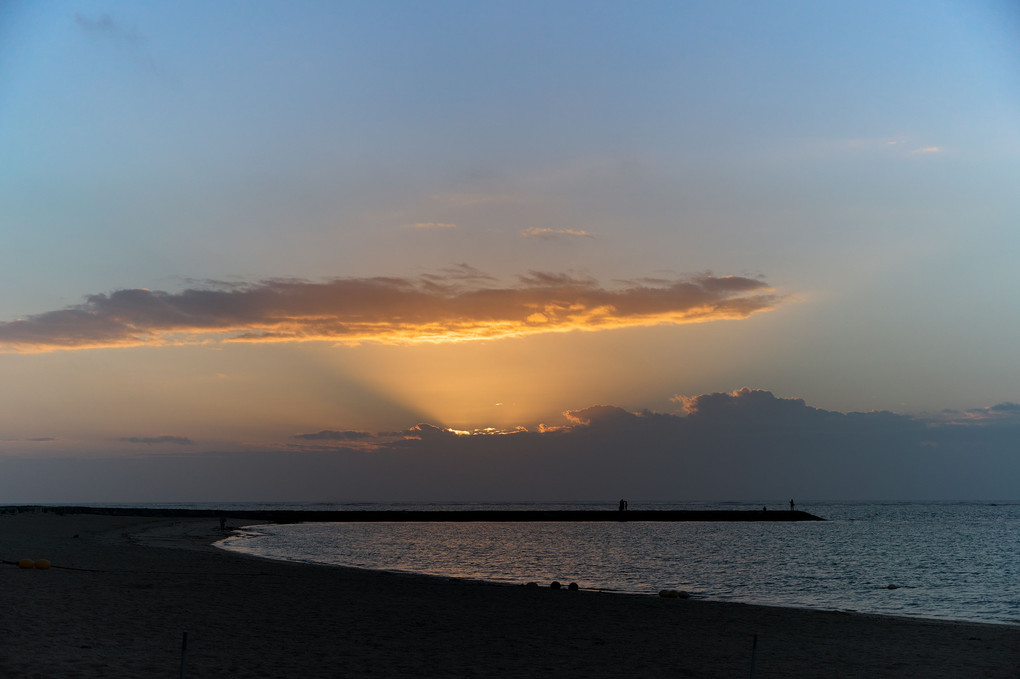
214 501 1020 626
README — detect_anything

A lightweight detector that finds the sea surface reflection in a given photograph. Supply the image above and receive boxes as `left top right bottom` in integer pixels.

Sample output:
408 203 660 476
217 501 1020 625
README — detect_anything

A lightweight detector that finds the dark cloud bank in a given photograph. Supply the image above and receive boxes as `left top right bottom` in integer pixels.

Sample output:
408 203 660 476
3 390 1019 502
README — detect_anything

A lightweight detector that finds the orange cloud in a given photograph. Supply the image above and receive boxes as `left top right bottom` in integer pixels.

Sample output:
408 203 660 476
0 269 781 352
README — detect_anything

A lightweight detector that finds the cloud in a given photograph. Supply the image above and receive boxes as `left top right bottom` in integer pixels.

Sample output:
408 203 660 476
294 430 373 442
930 402 1020 426
447 426 529 436
1 437 58 443
120 435 194 446
429 192 515 208
836 137 905 151
672 387 831 421
73 12 169 80
74 13 145 46
562 404 640 427
4 390 1019 502
358 389 1019 500
405 222 457 229
419 264 496 286
0 270 781 352
521 227 595 239
830 138 944 157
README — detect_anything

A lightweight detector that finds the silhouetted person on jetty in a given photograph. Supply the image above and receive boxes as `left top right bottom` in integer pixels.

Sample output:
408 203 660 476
618 499 628 512
790 499 795 511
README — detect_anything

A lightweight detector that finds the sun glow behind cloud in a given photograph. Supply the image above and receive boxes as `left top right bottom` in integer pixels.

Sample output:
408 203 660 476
0 270 781 353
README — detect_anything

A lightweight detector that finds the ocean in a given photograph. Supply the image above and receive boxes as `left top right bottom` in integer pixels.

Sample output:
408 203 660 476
213 501 1020 626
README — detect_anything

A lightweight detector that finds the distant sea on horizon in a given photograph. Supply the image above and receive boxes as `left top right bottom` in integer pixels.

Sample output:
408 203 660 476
93 500 1020 626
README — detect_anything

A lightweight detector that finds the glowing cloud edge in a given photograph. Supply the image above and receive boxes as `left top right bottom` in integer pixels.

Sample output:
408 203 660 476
0 270 781 352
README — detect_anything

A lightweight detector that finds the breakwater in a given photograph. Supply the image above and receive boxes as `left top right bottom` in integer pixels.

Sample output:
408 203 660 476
3 506 824 522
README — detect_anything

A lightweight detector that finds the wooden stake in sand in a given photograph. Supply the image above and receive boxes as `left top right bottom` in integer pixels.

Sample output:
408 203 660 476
749 634 758 679
179 630 188 679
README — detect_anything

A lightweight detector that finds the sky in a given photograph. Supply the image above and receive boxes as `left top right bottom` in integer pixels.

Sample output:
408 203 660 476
1 0 1019 502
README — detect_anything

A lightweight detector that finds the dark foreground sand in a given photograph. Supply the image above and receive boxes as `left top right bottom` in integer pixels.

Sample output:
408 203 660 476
1 512 1018 678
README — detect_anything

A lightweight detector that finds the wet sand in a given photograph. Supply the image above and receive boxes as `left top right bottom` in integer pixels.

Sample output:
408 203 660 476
1 511 1018 678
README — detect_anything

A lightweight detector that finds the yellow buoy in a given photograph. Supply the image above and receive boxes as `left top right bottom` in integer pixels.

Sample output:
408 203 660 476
17 559 35 569
34 559 51 570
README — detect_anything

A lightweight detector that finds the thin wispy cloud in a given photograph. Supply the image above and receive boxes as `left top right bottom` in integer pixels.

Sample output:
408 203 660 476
931 402 1020 425
838 136 905 150
71 11 181 87
833 137 943 156
429 192 517 208
521 227 595 239
0 269 781 352
120 435 194 446
294 430 373 441
74 13 146 46
405 222 457 229
1 437 58 443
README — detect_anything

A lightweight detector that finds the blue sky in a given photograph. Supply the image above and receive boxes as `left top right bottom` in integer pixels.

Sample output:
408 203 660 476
1 1 1019 500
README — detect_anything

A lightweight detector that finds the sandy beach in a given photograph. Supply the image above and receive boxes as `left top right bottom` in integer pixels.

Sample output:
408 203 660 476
1 511 1018 678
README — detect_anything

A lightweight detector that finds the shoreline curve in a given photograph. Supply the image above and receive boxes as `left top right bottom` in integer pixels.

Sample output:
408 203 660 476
1 511 1017 678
